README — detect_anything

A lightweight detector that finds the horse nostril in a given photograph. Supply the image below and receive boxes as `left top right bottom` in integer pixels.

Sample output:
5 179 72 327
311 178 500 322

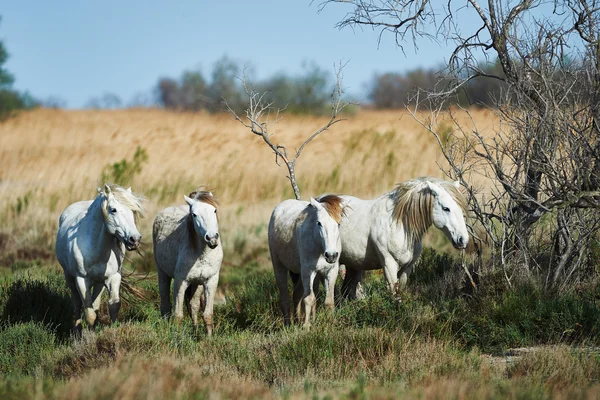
129 236 136 244
214 232 219 240
205 234 210 242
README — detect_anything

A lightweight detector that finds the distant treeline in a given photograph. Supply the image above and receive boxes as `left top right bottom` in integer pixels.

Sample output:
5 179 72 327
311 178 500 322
155 56 335 115
154 56 509 114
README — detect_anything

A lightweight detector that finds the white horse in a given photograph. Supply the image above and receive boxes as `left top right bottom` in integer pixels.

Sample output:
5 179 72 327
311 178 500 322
152 190 222 336
55 184 144 331
334 177 469 299
268 195 346 328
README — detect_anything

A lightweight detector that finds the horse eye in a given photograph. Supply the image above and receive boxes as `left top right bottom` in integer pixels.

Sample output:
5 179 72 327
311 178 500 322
214 210 217 214
317 221 322 227
110 208 117 214
442 206 450 212
192 213 197 218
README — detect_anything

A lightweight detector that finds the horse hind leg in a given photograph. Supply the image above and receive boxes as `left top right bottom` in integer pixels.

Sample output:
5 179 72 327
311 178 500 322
341 268 364 300
106 273 122 324
65 273 83 334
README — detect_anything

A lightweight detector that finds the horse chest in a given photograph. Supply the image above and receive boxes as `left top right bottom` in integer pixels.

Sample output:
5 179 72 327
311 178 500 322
175 250 221 283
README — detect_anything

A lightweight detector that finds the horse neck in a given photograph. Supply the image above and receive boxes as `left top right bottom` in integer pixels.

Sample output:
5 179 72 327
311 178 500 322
299 211 323 252
85 196 118 258
381 193 430 251
186 217 207 255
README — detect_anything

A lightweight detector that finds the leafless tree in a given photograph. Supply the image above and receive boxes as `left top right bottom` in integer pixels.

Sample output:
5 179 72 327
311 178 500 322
322 0 600 290
226 63 350 200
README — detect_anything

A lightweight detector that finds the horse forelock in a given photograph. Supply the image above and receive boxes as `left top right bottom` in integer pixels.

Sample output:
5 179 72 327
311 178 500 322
101 184 145 222
315 194 347 224
390 177 467 240
188 190 219 209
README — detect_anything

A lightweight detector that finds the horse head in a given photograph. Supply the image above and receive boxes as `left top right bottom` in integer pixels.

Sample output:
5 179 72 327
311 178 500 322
310 196 342 264
426 180 469 249
184 192 219 249
101 184 143 251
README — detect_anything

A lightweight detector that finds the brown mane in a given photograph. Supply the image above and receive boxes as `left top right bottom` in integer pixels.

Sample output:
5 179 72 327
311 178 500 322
186 189 218 251
315 194 347 224
389 177 468 241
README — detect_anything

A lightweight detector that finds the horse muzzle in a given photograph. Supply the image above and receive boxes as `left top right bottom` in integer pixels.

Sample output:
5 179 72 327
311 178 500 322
452 235 468 250
205 233 219 249
324 251 339 264
124 235 141 251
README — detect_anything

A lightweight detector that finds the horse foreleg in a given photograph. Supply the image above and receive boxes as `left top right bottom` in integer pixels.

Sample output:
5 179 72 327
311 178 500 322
186 283 202 328
398 263 414 289
106 273 122 324
172 278 189 325
157 267 172 318
301 269 317 329
65 273 83 334
381 256 401 297
75 276 96 329
203 276 219 336
273 261 292 325
323 265 339 311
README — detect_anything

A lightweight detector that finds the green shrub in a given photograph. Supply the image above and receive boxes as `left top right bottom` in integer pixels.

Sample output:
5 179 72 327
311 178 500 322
0 273 72 341
0 321 55 376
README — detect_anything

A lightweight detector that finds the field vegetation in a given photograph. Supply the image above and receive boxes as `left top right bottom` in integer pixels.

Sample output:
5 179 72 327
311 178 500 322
1 108 599 398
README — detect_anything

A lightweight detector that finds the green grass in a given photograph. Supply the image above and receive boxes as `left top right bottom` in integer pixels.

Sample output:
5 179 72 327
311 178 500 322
1 249 600 398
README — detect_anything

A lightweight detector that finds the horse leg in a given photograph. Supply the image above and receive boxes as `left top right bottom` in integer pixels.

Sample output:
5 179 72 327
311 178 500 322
186 283 201 328
273 259 291 325
398 263 414 289
323 265 339 312
291 272 304 324
202 275 219 336
106 273 122 324
91 282 105 313
301 268 317 329
75 276 96 329
381 255 401 296
172 278 189 325
341 268 364 300
65 273 83 334
157 268 172 318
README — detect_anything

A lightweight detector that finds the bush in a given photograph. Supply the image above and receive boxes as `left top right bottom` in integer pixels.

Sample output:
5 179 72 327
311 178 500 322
0 273 73 341
0 321 55 376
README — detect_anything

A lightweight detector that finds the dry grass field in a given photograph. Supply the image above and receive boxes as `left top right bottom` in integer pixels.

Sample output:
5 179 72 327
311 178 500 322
0 107 498 270
3 108 600 399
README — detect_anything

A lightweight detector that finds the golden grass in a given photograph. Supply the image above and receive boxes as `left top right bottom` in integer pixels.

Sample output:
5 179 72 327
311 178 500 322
0 107 499 268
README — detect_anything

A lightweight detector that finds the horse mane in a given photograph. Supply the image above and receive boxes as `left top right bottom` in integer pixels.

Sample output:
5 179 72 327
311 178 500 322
315 194 347 223
389 177 467 241
100 184 145 222
186 189 218 251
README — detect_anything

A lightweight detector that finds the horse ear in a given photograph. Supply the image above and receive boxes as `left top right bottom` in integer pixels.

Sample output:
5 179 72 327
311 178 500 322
309 197 322 210
104 184 113 197
208 191 213 197
127 187 132 193
425 181 440 197
453 180 461 189
184 195 194 207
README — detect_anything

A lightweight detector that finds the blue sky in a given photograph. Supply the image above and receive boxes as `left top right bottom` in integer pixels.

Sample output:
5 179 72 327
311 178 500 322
2 1 457 108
